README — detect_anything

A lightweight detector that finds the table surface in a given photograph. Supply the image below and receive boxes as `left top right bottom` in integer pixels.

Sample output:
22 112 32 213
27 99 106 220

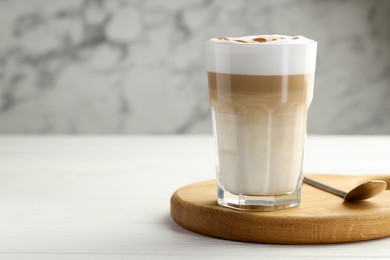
1 135 390 259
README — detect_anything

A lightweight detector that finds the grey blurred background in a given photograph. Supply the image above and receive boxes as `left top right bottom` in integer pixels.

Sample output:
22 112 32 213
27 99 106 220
0 0 389 134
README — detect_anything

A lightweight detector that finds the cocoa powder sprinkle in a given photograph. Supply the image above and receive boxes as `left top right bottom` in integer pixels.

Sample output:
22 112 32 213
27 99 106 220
218 37 229 40
234 40 247 43
253 37 267 43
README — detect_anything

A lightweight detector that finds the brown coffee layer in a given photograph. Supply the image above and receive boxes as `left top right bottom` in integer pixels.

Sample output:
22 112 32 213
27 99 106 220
208 72 314 112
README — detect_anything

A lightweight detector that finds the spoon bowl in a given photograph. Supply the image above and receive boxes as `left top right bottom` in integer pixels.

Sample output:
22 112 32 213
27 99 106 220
344 180 387 201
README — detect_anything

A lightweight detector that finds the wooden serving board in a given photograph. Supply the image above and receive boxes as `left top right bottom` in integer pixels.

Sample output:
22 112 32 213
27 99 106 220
170 174 390 244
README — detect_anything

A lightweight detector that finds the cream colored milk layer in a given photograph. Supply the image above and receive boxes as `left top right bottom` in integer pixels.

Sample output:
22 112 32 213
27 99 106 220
207 35 317 196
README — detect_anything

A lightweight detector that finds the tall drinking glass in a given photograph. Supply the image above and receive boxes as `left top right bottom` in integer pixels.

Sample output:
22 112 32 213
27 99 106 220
206 35 317 211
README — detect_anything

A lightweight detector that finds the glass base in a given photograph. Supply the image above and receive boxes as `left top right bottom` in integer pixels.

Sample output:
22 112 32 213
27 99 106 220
217 185 301 211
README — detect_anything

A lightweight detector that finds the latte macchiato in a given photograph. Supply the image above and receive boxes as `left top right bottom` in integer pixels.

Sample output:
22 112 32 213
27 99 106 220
206 35 317 210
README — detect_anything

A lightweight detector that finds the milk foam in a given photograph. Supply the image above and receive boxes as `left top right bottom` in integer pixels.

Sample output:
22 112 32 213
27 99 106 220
206 34 317 75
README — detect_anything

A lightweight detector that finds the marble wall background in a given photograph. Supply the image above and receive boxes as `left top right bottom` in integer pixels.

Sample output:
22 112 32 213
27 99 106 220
0 0 389 134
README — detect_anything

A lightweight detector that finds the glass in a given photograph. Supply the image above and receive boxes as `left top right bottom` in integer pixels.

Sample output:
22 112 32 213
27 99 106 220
206 36 317 211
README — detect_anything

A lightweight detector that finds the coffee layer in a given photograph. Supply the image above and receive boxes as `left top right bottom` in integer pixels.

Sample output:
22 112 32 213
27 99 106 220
208 72 314 111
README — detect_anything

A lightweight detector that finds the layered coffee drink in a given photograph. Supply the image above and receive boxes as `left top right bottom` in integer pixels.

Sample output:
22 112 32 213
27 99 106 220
206 35 317 210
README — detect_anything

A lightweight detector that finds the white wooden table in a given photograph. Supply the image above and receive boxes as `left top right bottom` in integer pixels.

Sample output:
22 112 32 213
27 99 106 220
1 136 390 259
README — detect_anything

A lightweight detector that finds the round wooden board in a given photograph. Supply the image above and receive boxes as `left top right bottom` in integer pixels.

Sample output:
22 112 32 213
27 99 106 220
171 174 390 244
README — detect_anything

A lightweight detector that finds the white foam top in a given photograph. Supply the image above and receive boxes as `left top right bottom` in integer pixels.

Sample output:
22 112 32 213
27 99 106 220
206 34 317 75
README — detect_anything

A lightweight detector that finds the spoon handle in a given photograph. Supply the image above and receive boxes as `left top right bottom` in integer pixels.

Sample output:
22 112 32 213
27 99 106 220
303 177 347 198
